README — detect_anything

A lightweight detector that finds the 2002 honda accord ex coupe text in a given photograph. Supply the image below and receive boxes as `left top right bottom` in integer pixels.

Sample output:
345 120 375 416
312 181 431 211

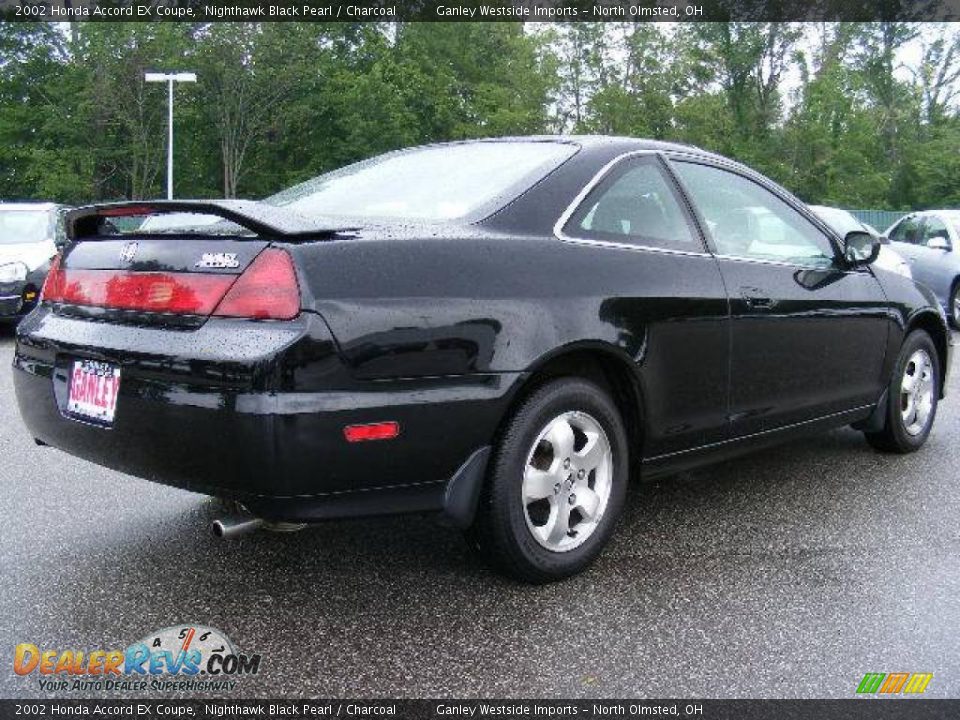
13 136 952 582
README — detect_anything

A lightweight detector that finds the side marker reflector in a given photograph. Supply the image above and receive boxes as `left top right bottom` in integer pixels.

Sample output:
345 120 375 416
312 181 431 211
343 422 400 443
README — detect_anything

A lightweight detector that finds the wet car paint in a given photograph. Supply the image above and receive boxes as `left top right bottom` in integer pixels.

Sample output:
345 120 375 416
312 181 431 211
12 137 952 524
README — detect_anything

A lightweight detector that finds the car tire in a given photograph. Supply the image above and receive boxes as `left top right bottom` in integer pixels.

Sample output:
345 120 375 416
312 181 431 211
864 330 940 453
468 377 629 583
950 281 960 330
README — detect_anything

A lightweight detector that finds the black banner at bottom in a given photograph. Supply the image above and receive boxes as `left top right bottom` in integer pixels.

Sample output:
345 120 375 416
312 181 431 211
0 700 959 720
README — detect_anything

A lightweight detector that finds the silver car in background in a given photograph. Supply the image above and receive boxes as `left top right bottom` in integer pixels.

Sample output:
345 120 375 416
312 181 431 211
808 205 913 280
885 210 960 328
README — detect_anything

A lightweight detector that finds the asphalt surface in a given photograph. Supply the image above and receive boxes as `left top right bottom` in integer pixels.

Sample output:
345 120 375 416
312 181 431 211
1 324 958 700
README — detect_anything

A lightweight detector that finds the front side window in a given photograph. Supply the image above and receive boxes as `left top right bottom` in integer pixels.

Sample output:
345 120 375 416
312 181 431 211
922 216 950 246
888 216 923 245
672 161 834 267
563 157 699 252
266 141 578 221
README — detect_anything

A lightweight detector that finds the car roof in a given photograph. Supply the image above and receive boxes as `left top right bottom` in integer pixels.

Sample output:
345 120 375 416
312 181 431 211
434 134 717 157
903 209 960 216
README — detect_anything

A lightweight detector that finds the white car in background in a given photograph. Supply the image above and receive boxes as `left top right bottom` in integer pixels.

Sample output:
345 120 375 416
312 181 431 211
0 202 70 323
808 205 913 279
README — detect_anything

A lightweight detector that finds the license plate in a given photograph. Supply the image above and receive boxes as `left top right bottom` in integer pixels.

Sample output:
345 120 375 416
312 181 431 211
67 360 121 424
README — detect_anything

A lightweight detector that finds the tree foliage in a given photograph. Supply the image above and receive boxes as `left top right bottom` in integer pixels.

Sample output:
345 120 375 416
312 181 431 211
2 21 960 212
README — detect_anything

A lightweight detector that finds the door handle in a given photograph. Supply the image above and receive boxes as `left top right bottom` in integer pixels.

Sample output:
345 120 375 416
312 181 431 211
740 287 775 309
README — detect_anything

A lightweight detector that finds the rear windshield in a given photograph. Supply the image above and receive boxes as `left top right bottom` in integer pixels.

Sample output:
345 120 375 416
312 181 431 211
0 209 53 244
265 141 577 221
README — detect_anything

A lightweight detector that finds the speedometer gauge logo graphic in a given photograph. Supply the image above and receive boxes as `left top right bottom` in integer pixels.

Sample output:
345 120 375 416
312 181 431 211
138 625 237 660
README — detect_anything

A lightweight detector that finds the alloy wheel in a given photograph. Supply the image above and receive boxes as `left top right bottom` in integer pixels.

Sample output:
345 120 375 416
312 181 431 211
521 411 613 553
900 348 935 436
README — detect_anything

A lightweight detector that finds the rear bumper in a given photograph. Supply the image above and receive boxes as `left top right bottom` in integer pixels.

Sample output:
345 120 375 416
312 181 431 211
13 306 517 522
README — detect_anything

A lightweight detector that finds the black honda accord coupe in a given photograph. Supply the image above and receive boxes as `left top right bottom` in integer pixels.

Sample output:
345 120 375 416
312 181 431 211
13 136 951 582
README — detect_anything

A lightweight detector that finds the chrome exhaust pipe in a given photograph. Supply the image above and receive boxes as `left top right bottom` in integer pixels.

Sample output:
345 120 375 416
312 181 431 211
211 515 264 539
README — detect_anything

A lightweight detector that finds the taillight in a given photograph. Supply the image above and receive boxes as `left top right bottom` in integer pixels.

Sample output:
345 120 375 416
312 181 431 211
42 247 300 320
56 271 235 315
40 254 65 302
212 248 300 320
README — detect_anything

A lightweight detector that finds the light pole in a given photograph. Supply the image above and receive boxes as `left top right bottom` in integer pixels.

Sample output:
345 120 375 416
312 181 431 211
145 72 197 200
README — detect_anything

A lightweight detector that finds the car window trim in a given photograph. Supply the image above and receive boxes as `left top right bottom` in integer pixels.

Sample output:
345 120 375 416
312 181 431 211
663 153 848 270
553 150 711 257
563 155 703 250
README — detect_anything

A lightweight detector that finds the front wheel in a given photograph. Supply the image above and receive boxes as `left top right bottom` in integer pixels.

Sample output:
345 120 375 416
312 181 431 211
469 378 629 583
950 282 960 329
864 330 940 453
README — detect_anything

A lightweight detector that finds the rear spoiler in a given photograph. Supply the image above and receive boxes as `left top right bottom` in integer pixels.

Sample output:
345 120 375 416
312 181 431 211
65 200 356 240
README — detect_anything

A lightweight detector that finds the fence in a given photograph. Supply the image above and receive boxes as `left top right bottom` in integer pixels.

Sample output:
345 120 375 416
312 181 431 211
846 209 908 233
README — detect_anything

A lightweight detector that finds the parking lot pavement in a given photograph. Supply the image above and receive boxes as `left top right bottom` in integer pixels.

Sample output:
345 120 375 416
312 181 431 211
0 324 958 700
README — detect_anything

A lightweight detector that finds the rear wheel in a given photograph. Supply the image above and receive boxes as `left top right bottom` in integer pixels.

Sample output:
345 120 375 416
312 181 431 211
469 378 628 583
864 330 940 453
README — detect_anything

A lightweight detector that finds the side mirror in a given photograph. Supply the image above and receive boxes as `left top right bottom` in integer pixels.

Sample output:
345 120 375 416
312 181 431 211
927 237 951 250
843 230 880 266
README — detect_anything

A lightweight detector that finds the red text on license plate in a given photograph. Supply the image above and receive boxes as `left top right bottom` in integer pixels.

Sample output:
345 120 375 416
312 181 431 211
67 360 121 424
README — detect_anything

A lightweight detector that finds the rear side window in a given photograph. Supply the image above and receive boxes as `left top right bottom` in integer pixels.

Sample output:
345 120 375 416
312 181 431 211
563 156 700 252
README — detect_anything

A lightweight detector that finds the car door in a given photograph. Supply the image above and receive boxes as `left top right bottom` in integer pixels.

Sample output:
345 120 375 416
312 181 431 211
668 157 890 437
558 153 730 457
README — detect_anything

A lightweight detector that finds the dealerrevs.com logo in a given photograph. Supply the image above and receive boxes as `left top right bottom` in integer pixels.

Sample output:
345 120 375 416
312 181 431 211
13 625 261 693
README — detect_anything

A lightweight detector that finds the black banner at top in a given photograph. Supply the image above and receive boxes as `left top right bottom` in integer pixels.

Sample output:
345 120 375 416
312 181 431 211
0 700 959 720
2 0 960 22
